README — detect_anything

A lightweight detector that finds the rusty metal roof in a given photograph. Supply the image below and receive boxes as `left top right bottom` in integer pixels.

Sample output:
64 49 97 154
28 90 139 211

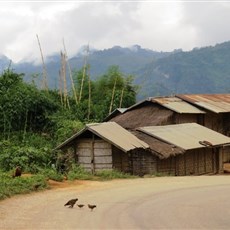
56 122 149 152
126 96 205 114
177 94 230 113
138 123 230 150
151 97 205 114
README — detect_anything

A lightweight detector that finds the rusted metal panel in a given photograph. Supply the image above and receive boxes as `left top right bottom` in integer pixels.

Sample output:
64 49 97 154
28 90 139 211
177 94 230 113
138 123 230 150
152 97 205 114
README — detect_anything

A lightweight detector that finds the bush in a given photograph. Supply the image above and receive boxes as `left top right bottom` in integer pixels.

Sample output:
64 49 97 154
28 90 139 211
67 164 93 180
0 172 48 200
39 168 64 182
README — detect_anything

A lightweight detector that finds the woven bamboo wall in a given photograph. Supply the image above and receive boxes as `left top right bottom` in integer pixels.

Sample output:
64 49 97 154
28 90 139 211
158 148 214 176
131 150 157 176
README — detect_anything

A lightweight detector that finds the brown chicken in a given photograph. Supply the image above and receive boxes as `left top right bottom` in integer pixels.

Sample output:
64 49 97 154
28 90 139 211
77 204 84 208
88 204 97 211
64 198 78 208
12 166 22 178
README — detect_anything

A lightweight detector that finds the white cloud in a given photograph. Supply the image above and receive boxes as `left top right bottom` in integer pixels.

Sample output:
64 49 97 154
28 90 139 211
0 1 229 63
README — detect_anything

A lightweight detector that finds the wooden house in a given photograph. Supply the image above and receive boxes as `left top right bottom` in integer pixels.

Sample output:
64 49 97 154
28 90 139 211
177 94 230 164
136 123 230 175
109 96 206 130
55 122 149 174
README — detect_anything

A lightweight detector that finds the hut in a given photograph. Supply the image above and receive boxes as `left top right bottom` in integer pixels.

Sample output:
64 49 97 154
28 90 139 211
136 123 230 175
55 122 149 174
177 94 230 164
109 96 205 130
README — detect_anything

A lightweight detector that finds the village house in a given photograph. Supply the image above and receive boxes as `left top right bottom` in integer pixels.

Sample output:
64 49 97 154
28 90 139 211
56 94 230 176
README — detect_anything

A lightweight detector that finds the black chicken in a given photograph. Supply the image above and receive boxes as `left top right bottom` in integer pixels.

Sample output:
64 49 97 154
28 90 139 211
64 198 78 208
88 204 96 211
77 204 84 208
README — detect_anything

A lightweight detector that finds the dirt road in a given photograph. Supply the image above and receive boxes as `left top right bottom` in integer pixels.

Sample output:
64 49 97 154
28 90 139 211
1 175 230 229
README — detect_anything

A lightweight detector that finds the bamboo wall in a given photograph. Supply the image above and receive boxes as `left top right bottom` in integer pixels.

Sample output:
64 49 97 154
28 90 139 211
130 150 157 176
157 148 216 176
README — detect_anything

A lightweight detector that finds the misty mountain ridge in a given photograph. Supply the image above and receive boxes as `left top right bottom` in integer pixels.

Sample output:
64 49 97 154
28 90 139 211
1 42 230 100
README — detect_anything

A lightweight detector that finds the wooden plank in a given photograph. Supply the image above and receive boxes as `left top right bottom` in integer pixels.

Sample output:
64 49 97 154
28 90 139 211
94 148 112 156
78 156 92 164
94 141 111 149
94 156 112 164
78 149 91 157
95 164 112 169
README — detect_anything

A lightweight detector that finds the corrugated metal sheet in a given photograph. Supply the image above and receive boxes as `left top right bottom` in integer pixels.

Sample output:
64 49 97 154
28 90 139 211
138 123 230 150
125 96 205 114
56 122 149 152
177 94 230 113
151 97 205 114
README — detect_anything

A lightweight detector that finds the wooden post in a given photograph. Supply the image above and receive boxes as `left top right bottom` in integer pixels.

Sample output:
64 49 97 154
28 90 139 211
91 134 95 174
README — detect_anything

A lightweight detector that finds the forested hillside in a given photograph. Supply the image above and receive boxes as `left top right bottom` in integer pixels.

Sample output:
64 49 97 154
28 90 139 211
1 41 230 100
135 41 230 98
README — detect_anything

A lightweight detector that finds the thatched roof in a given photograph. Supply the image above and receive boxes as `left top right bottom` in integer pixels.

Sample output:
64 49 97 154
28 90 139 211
133 130 184 159
110 102 173 129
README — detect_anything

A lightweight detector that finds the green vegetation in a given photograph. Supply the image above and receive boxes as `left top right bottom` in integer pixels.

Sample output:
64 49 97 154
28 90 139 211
0 66 137 200
0 172 48 200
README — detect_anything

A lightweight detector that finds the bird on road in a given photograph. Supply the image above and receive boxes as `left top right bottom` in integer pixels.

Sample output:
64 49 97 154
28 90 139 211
77 204 84 209
88 204 96 211
64 198 78 208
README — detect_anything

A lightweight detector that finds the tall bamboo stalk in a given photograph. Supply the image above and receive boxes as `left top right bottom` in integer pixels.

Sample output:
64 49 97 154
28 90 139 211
61 51 70 109
36 34 48 91
109 76 117 114
58 69 63 106
62 38 78 105
79 44 89 102
87 64 91 121
119 87 124 108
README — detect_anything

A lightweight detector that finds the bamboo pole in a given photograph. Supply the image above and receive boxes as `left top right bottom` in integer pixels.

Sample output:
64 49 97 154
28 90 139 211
62 38 78 105
119 87 124 108
109 76 117 114
58 69 63 106
36 34 48 91
87 64 91 121
79 44 89 102
61 51 70 109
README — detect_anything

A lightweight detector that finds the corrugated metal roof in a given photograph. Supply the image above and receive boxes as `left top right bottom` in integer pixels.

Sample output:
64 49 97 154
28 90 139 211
151 97 205 114
125 96 205 114
177 94 230 113
138 123 230 150
56 122 149 152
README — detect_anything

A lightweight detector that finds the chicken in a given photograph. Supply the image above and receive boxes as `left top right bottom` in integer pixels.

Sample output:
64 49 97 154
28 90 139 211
12 166 22 178
77 204 84 208
64 198 78 208
88 204 96 211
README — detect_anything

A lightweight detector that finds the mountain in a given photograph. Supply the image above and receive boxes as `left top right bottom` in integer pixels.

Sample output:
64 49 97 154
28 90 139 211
1 42 230 100
135 42 230 99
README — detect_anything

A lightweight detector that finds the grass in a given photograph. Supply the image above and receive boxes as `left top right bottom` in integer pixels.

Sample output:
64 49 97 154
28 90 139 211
0 172 48 200
0 166 136 201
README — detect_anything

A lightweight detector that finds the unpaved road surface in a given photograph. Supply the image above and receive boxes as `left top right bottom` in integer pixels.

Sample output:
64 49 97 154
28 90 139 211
1 175 230 229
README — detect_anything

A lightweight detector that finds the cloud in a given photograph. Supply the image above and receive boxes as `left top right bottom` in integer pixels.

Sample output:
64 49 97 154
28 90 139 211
0 1 230 63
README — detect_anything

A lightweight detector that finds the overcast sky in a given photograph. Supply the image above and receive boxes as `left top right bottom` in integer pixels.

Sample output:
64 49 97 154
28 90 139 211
0 1 230 63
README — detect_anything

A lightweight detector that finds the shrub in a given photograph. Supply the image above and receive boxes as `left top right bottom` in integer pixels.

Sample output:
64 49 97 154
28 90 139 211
0 172 48 200
67 164 93 180
95 169 136 180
